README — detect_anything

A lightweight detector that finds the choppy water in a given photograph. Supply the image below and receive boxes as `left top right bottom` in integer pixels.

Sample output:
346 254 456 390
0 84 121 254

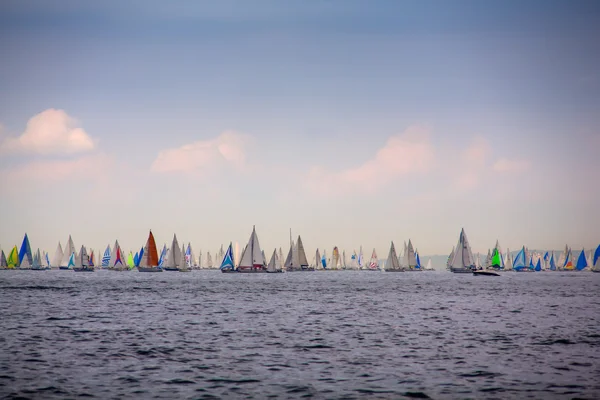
0 270 599 399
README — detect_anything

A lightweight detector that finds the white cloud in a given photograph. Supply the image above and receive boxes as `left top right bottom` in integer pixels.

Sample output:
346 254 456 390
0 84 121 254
151 130 250 175
0 109 95 155
492 158 531 173
304 125 435 196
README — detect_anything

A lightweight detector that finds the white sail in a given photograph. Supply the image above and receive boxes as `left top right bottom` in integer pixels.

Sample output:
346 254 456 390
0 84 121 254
238 226 265 269
267 249 280 272
406 240 417 268
74 247 82 269
166 234 181 269
179 244 189 271
296 236 308 268
51 242 63 269
449 228 475 270
385 242 401 270
425 258 433 271
60 236 75 267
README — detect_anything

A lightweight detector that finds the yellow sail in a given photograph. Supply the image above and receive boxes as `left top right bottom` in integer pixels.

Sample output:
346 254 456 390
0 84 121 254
7 246 19 269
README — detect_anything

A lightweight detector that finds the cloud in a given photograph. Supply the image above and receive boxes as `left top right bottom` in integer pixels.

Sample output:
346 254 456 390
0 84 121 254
0 109 95 155
451 137 491 190
305 125 435 195
492 158 531 173
151 130 250 175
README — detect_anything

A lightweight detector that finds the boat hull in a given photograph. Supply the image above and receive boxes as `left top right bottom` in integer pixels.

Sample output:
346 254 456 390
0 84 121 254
73 268 95 272
450 267 473 273
385 269 405 272
138 267 163 272
163 267 179 271
59 266 71 270
266 270 284 273
473 270 500 276
237 269 267 273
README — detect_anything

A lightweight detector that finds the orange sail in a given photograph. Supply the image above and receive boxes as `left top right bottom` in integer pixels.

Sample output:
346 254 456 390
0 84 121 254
147 230 159 267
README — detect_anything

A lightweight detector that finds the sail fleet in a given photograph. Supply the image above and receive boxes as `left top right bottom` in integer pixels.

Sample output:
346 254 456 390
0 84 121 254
1 228 599 274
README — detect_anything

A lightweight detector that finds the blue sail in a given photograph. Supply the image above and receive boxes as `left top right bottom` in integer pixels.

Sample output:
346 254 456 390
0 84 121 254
134 252 139 267
594 245 600 267
18 233 33 265
138 247 144 267
45 252 51 268
576 249 588 271
513 247 526 271
220 243 235 271
158 245 167 267
321 254 327 269
102 245 111 268
529 256 535 270
534 258 541 271
415 252 421 269
550 253 556 270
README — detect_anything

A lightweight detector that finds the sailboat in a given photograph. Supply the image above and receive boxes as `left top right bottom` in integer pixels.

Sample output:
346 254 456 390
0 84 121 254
164 234 182 271
31 249 43 270
74 246 94 272
101 245 111 269
284 233 313 272
127 252 135 269
220 243 236 273
449 228 476 273
328 246 341 270
575 249 588 271
266 248 284 273
179 244 191 272
491 244 503 270
237 226 266 273
446 246 455 270
562 245 574 270
424 258 434 271
7 246 19 269
60 236 76 270
320 249 327 270
89 250 95 269
384 241 402 272
367 248 380 270
158 244 167 268
18 233 33 270
138 230 162 272
592 245 600 272
206 252 213 269
50 242 63 269
549 251 557 271
109 240 127 271
1 250 8 269
405 240 418 270
513 246 528 272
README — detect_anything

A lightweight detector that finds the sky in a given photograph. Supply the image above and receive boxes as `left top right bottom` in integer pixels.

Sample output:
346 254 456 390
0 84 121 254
0 0 599 262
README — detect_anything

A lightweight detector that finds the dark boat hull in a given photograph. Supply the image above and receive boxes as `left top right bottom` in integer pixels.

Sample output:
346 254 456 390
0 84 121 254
385 269 405 272
73 268 95 272
450 267 473 273
59 266 71 270
138 267 163 272
473 270 500 276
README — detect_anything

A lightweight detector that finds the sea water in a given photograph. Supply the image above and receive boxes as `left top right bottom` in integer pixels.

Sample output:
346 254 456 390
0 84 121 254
1 270 599 399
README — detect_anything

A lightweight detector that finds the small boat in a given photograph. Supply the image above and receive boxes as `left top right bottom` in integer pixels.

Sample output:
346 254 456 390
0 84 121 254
384 241 403 272
138 230 162 272
18 233 33 270
73 246 94 272
179 244 190 272
50 242 63 269
237 226 267 273
0 250 8 269
366 248 380 271
31 248 44 270
163 234 181 271
60 235 76 270
284 232 314 272
448 228 476 273
219 242 236 273
592 245 600 272
473 270 500 276
7 246 19 269
266 248 284 273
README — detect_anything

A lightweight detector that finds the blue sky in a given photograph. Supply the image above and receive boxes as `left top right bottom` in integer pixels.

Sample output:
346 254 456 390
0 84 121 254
0 0 599 260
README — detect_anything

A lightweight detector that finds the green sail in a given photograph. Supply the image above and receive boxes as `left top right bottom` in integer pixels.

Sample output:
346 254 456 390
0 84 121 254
491 248 502 267
7 246 19 269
